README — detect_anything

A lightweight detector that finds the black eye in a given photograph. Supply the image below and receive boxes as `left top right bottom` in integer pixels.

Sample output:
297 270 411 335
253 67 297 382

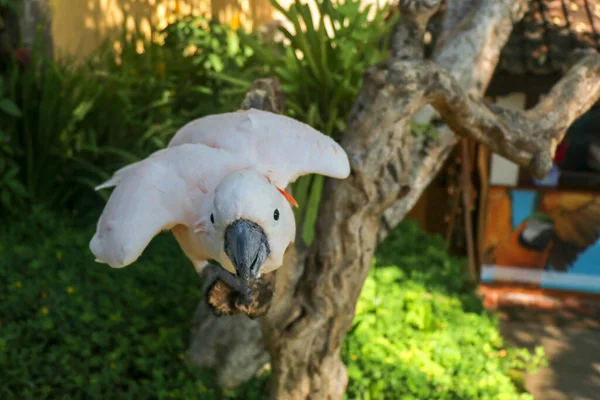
273 209 279 221
210 214 215 224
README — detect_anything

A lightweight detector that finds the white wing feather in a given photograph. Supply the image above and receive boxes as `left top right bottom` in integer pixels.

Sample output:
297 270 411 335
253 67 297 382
168 108 350 188
90 144 252 269
91 110 350 269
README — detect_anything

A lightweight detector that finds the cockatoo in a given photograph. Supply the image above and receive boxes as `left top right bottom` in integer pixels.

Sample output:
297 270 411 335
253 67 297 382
90 108 350 302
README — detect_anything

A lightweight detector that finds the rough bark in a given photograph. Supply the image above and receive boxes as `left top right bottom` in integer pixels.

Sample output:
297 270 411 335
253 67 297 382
392 53 600 179
380 0 529 241
260 35 600 400
186 0 600 398
261 1 520 398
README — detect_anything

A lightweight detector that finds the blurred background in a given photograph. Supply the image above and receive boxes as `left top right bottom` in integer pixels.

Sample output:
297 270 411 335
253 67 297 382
1 0 599 399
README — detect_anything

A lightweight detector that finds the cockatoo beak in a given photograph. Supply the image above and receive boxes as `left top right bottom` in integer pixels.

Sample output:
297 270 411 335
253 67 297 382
224 219 271 283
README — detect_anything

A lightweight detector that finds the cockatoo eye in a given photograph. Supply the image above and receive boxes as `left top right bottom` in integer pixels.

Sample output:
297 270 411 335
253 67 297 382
210 214 215 224
273 209 279 221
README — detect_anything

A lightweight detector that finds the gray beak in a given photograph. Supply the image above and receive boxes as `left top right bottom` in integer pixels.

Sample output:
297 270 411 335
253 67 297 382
224 219 270 282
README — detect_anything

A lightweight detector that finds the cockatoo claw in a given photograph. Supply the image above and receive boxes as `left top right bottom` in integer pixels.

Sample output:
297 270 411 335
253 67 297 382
201 263 254 314
236 287 254 307
201 262 275 318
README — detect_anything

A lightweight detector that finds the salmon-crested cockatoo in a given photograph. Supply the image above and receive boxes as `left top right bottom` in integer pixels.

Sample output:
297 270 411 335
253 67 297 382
90 109 350 303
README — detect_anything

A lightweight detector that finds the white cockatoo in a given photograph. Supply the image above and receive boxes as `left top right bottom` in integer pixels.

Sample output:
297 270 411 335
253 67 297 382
90 108 350 301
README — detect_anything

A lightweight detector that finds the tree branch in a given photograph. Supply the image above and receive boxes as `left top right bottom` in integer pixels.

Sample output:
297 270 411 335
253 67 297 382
239 77 286 114
379 0 529 241
391 0 442 59
410 52 600 178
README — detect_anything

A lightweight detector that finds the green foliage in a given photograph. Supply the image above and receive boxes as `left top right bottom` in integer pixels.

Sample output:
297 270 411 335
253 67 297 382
0 208 268 399
2 51 120 211
0 0 21 13
343 221 547 399
0 79 27 213
1 0 394 238
159 14 268 117
411 121 439 140
0 210 544 399
234 0 397 244
0 17 252 219
162 15 259 76
251 0 395 137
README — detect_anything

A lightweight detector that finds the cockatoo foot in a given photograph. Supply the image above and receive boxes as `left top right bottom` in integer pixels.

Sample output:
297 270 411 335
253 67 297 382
201 263 274 318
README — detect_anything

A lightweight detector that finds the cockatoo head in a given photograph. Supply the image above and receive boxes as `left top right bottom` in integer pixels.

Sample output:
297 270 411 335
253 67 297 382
202 169 295 282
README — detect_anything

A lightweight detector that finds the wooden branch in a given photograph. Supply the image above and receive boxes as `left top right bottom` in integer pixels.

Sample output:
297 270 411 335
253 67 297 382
438 0 479 41
432 0 528 91
260 3 453 399
239 77 286 114
391 0 442 59
460 138 477 283
258 5 599 395
406 53 600 178
380 0 529 241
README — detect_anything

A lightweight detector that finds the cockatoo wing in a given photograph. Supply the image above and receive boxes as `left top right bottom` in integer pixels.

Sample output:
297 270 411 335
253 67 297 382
168 108 350 188
90 143 252 269
539 193 600 271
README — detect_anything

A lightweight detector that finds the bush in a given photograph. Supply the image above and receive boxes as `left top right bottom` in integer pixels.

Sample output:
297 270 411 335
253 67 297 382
0 208 268 399
225 0 397 245
0 18 254 219
343 221 546 400
1 0 395 236
0 211 544 399
244 0 395 138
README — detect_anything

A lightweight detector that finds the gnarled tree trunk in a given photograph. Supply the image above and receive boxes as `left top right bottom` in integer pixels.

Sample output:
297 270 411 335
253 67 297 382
186 0 600 398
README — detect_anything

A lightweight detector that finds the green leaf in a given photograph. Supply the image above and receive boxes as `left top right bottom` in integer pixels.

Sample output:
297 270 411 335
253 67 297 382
0 98 22 118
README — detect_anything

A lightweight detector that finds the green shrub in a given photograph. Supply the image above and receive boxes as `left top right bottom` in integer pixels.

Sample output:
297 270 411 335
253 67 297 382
239 0 396 244
0 208 268 399
0 211 544 399
245 0 395 138
0 0 21 14
343 221 546 400
90 19 253 151
2 0 393 231
161 14 264 85
0 18 253 219
0 80 27 213
2 49 111 213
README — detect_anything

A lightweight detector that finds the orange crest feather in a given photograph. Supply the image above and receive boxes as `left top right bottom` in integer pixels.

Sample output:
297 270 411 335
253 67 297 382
277 187 299 208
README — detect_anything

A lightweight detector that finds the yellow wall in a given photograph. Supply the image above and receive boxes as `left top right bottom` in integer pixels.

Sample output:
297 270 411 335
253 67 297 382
51 0 275 60
50 0 386 61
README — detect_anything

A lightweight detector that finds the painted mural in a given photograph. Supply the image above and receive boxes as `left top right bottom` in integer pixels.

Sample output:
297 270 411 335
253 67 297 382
481 187 600 294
